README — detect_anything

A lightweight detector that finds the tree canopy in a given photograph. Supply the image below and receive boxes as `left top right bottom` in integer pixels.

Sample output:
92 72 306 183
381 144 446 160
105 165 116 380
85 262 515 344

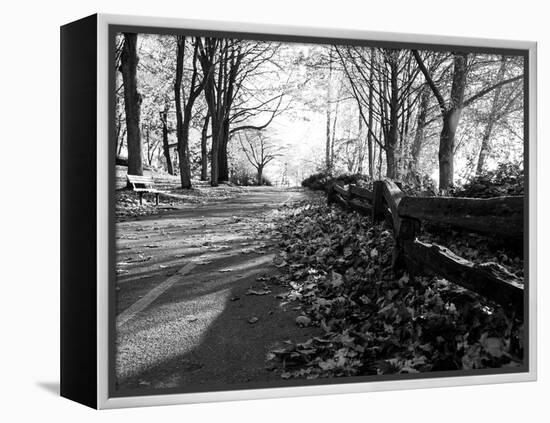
116 32 524 191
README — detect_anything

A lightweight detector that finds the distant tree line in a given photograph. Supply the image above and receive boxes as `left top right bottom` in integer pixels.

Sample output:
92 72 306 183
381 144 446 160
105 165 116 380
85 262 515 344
117 32 524 192
117 33 286 188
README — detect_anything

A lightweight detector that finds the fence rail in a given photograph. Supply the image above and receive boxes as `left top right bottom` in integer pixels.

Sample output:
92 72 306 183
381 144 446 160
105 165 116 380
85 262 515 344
327 179 524 312
398 196 523 238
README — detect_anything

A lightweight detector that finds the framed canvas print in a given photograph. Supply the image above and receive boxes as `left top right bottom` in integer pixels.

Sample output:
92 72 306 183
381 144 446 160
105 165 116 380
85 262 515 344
60 13 537 409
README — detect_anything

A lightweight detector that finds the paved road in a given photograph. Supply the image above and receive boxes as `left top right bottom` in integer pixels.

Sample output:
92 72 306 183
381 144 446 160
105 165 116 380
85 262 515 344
115 187 319 392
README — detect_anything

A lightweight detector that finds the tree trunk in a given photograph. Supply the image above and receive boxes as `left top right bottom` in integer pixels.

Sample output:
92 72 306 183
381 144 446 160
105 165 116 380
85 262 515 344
210 119 220 187
476 57 507 176
199 41 220 188
385 60 399 179
357 114 363 174
119 33 143 176
145 125 152 166
217 118 230 182
385 145 397 179
257 165 264 186
178 122 192 189
117 128 126 157
326 53 333 175
476 128 493 177
378 125 383 178
400 97 412 177
411 85 430 171
179 97 198 189
160 104 174 175
201 112 210 181
174 36 192 189
331 99 339 168
439 110 460 191
438 53 468 192
367 51 374 178
198 38 240 187
380 56 400 180
115 112 123 155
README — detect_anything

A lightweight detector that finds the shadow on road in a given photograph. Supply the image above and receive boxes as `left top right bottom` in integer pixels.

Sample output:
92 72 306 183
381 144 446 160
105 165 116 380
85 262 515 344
114 188 320 394
115 258 320 394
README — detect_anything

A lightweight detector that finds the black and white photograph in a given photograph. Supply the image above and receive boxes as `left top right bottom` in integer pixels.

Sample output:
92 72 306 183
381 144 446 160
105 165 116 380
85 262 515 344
111 27 528 396
5 0 550 418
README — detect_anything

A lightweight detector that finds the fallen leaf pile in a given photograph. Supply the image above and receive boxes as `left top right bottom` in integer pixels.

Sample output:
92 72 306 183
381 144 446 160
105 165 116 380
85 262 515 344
116 184 249 221
265 201 524 380
116 191 185 220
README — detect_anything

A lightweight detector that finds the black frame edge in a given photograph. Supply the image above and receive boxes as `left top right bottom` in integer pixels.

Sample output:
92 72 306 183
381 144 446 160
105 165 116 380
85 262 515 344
60 13 98 409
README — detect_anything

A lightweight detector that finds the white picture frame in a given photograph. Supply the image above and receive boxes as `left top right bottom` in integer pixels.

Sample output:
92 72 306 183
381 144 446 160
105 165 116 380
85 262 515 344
60 13 537 409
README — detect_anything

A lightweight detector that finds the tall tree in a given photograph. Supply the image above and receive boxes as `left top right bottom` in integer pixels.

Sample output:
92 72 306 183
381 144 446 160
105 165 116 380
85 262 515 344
119 33 143 176
198 37 228 186
475 57 519 175
198 38 285 185
338 47 421 179
174 36 205 189
366 49 375 178
326 49 334 174
238 130 281 184
159 101 174 175
413 50 523 191
410 82 432 173
136 33 179 175
200 111 210 181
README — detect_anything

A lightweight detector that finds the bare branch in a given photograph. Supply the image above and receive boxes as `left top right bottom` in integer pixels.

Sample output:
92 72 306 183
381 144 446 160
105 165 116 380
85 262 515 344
412 49 447 114
463 74 524 107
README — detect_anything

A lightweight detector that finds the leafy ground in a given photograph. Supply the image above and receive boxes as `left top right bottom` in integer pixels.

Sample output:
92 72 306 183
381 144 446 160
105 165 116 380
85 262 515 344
116 183 248 220
114 187 323 390
264 200 524 380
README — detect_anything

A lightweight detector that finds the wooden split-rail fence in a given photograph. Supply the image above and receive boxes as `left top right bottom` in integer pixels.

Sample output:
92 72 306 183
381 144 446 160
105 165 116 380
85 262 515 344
327 179 524 313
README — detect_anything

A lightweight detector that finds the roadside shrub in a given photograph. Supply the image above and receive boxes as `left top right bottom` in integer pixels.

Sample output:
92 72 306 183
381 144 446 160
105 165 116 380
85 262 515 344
333 173 370 187
230 168 256 186
302 172 371 191
452 163 524 198
301 172 330 190
260 175 273 186
230 168 273 186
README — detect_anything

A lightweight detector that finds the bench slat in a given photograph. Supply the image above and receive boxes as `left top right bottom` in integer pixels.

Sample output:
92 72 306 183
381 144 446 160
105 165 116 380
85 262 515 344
127 175 154 182
126 174 164 206
133 188 162 193
127 174 163 193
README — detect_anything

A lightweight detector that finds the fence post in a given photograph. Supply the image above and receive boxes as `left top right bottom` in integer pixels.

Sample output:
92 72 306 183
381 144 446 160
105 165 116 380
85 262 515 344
327 182 335 206
348 184 355 201
393 217 420 272
371 180 385 223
